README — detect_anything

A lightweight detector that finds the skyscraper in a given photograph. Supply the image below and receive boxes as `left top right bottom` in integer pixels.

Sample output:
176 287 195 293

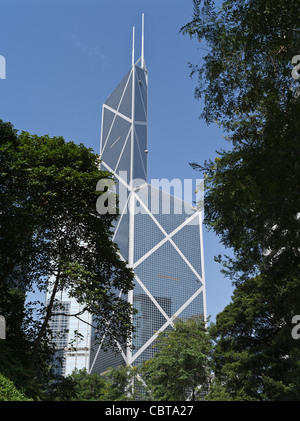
89 16 206 374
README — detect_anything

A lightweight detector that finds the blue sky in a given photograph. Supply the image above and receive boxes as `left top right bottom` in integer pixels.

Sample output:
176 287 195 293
0 0 234 323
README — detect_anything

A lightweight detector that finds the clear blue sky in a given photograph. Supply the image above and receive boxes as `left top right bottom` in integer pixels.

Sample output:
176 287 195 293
0 0 234 323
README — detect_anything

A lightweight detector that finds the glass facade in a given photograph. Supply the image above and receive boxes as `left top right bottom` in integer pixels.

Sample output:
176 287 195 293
46 285 92 377
89 58 206 374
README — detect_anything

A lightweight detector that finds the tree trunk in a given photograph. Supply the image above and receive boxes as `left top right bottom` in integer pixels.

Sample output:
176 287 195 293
26 269 61 372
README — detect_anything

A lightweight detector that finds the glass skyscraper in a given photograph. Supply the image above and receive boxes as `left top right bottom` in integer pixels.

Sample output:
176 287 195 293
46 17 206 377
89 18 207 374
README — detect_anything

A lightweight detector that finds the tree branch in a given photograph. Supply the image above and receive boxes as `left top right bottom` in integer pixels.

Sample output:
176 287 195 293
27 268 62 372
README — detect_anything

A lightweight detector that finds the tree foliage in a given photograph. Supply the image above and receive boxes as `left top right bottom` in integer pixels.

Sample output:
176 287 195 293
46 366 147 401
181 0 300 400
0 373 33 401
141 317 212 401
46 368 107 401
182 0 300 127
181 0 300 282
101 365 148 401
0 119 135 391
208 274 300 400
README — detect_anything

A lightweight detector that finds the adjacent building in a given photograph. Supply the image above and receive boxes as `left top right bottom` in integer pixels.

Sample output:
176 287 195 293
46 285 91 377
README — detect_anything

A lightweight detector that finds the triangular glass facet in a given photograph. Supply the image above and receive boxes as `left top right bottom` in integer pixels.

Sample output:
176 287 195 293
100 116 131 172
105 68 132 112
118 72 132 119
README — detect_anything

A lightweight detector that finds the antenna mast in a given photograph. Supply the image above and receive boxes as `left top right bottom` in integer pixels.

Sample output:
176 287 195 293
141 13 145 68
132 26 135 66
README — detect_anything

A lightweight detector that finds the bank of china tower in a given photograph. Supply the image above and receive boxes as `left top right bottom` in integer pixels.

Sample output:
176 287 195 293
89 18 207 374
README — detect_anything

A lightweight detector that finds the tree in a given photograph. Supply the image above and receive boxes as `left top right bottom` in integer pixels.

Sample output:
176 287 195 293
181 0 300 400
181 0 300 283
46 368 107 401
141 316 213 401
181 0 300 127
0 373 33 401
0 119 135 379
208 274 300 401
0 288 47 400
100 365 148 401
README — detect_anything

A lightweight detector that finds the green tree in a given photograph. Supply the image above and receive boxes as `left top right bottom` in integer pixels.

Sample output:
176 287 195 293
181 0 300 283
46 368 107 401
208 274 300 401
101 365 149 401
181 0 300 401
141 316 213 401
0 120 135 385
0 373 33 401
0 338 44 400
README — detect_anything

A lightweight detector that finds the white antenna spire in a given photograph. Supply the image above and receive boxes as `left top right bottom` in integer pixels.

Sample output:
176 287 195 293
132 26 135 66
141 14 145 68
